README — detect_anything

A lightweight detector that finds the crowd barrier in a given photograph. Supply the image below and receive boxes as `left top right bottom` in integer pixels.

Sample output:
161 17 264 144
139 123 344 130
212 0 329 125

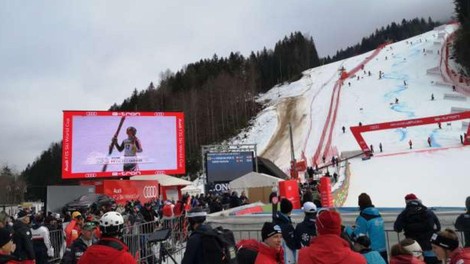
48 218 467 263
47 215 188 264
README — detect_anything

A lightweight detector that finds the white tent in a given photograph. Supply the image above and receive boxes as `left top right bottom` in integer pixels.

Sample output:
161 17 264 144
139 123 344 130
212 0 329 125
131 174 192 186
181 185 202 196
229 172 283 203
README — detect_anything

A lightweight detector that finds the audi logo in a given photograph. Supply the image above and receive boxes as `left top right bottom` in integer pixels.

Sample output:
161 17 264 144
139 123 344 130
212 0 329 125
143 186 158 198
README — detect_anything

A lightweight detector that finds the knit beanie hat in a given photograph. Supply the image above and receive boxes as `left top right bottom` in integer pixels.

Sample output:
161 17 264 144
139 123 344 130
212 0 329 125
280 198 293 214
0 228 12 248
316 210 342 235
405 193 418 203
261 222 282 241
358 193 373 209
403 240 424 257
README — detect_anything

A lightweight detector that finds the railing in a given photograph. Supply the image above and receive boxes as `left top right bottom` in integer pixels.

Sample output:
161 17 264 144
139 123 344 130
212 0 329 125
48 219 467 263
47 216 188 264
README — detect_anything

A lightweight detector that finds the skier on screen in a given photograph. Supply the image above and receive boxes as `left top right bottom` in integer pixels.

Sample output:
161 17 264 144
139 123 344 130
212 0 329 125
112 126 143 171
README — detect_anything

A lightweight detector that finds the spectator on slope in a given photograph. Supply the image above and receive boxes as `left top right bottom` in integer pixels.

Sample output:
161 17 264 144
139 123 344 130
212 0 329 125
236 222 284 264
431 94 435 101
31 214 54 264
346 193 387 263
409 140 413 149
427 137 431 147
240 191 249 205
352 234 386 264
65 212 84 248
298 209 366 264
0 227 20 264
78 212 135 264
294 202 317 248
454 196 470 247
379 143 383 153
269 187 278 204
12 210 35 263
394 194 441 264
390 238 426 264
61 222 97 264
430 229 470 264
274 199 296 264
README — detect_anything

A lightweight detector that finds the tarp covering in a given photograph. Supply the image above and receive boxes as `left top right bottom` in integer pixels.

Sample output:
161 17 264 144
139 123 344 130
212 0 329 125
229 172 283 190
131 174 192 186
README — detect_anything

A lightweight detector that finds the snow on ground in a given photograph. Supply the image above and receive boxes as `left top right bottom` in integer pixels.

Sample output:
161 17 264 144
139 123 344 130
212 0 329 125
232 24 469 207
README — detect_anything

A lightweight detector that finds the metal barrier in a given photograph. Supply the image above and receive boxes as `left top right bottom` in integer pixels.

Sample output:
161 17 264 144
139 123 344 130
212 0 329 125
122 216 188 264
48 229 65 263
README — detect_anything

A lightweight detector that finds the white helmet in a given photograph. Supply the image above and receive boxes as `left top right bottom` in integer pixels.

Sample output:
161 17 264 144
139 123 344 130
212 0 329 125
99 211 124 236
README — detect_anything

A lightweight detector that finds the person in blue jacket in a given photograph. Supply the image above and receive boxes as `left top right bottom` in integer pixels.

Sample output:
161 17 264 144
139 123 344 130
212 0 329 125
346 193 388 263
353 234 386 264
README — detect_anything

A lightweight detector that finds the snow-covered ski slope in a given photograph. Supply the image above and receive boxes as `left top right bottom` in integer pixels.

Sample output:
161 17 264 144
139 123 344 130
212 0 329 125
231 24 470 207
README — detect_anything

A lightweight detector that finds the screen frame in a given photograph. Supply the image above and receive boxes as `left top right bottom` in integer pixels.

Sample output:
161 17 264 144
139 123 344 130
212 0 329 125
62 111 185 179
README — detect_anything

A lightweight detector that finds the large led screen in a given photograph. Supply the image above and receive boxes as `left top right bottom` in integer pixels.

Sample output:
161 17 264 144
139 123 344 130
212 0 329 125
206 152 254 183
62 111 185 179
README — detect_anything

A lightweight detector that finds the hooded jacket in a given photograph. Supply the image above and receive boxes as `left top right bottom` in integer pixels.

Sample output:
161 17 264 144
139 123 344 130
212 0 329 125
390 255 425 264
298 234 366 264
394 201 440 250
77 237 135 264
353 206 386 253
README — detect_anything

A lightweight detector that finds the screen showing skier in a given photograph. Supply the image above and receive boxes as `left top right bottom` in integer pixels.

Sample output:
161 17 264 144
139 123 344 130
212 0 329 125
62 111 185 179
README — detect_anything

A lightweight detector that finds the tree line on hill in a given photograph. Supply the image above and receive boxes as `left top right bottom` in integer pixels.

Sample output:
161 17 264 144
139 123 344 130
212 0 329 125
17 17 442 200
453 0 470 75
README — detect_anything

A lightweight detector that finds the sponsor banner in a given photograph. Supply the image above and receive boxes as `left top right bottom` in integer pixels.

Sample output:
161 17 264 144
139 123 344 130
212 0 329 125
279 180 301 209
98 180 159 204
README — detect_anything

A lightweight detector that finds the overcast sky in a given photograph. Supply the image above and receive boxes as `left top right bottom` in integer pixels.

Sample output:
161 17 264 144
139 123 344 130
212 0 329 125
0 0 454 172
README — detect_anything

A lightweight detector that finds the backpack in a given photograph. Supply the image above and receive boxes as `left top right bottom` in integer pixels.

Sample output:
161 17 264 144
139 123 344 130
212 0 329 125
197 226 238 264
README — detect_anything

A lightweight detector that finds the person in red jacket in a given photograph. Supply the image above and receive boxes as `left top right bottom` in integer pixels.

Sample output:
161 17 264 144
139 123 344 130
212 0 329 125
431 229 470 264
0 227 21 264
236 222 284 264
298 209 366 264
78 211 135 264
390 239 426 264
65 211 84 247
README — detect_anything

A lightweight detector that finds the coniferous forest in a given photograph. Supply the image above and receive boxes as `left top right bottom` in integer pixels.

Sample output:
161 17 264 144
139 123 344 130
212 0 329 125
18 17 443 200
453 0 470 75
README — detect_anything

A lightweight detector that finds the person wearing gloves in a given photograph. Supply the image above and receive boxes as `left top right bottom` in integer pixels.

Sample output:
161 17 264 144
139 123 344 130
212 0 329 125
298 209 366 264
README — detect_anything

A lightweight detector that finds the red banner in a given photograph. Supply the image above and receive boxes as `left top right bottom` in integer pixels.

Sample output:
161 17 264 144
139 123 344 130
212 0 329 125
279 180 301 209
319 176 333 207
95 180 159 204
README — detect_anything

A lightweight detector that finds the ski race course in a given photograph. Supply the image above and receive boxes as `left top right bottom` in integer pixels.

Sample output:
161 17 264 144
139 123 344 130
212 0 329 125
232 23 470 208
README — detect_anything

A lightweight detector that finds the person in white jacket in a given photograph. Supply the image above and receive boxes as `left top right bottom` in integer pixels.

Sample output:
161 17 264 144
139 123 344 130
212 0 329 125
31 214 54 264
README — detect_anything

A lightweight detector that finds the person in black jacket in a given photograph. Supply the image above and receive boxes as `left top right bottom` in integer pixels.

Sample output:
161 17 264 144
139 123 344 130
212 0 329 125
455 196 470 247
12 210 35 263
181 208 209 264
274 198 296 264
394 194 441 264
61 222 97 264
294 202 317 248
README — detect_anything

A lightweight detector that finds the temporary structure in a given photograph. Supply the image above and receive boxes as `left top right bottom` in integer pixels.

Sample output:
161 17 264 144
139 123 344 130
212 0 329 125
131 174 192 201
229 172 283 203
